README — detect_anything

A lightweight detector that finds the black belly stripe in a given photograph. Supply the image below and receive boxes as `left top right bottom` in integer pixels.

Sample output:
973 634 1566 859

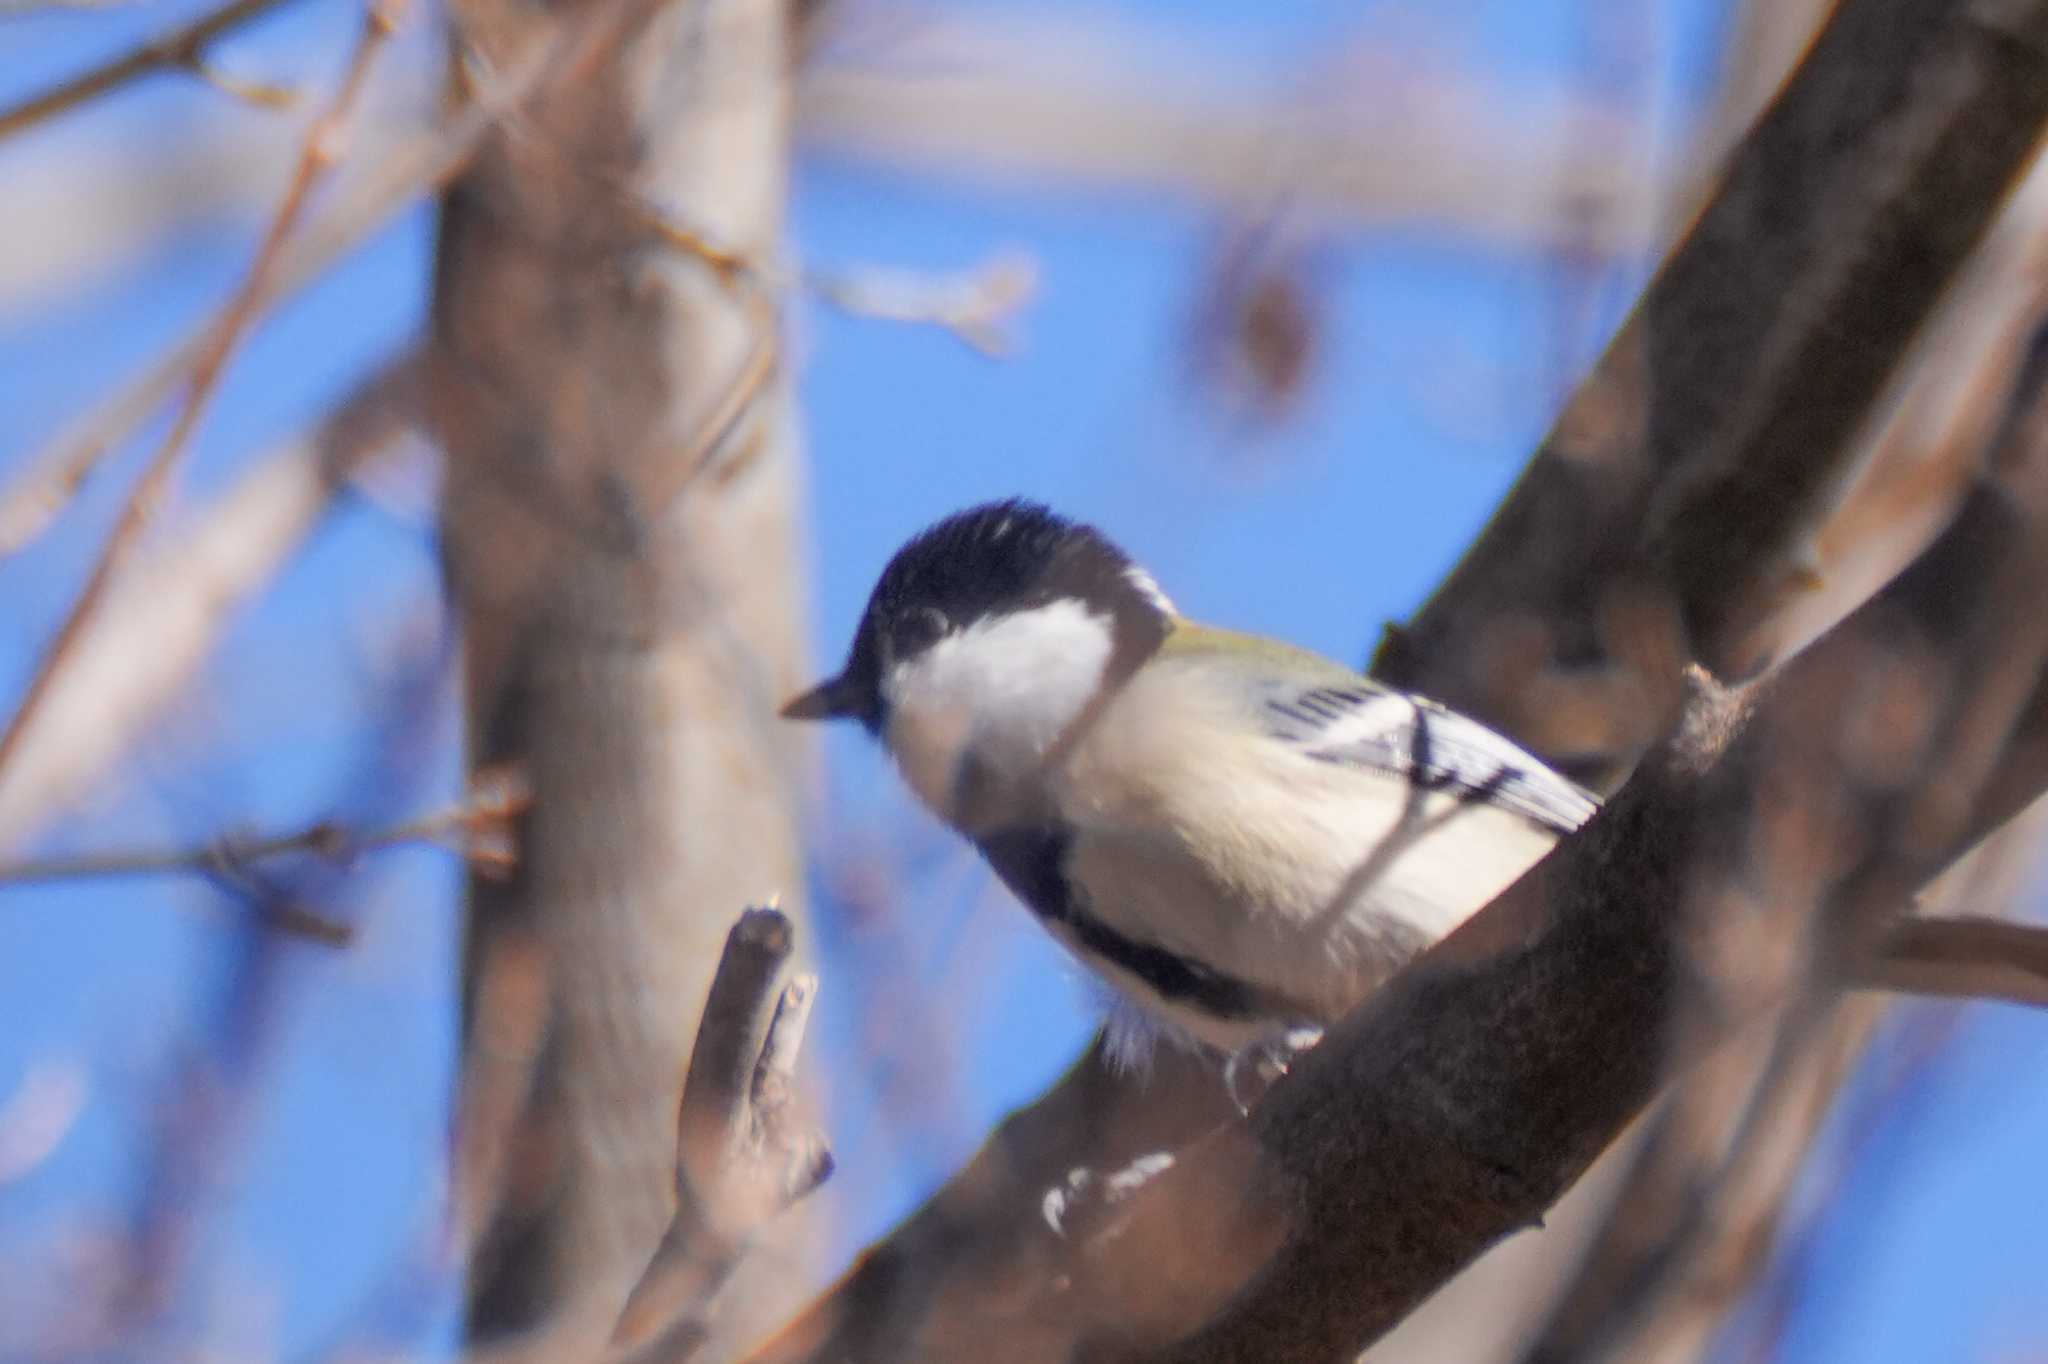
976 825 1303 1024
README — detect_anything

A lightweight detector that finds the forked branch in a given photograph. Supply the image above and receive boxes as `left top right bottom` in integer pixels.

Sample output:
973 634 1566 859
613 908 831 1360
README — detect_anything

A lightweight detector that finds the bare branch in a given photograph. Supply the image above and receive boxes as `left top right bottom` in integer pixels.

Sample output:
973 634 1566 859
0 352 423 852
0 765 530 904
1852 913 2048 1007
612 910 830 1357
9 9 1681 322
178 52 301 114
745 1039 1239 1364
0 0 632 565
673 909 799 1209
0 0 410 799
808 252 1040 357
0 0 311 143
1518 996 1887 1364
1374 0 2048 788
1521 263 2048 1364
1521 792 2048 1364
798 10 1661 253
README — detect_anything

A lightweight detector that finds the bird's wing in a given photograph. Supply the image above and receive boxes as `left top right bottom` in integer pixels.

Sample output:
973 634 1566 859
1249 674 1599 836
976 824 1314 1026
1150 620 1598 835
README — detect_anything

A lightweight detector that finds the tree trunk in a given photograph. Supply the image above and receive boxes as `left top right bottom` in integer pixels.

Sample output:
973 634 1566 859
430 0 809 1341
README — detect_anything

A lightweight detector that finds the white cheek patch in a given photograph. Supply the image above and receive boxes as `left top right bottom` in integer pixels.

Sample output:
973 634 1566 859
883 599 1116 820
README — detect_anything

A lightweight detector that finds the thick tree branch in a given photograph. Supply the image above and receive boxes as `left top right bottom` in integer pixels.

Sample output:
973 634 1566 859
748 1037 1238 1364
1374 0 2048 788
1521 792 2048 1364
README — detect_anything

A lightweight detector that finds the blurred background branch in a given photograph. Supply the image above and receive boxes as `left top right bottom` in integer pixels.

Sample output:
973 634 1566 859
0 352 424 849
0 0 310 142
0 0 408 792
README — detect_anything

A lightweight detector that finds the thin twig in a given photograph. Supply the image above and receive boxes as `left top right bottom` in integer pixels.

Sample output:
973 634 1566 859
808 251 1039 357
0 5 622 563
1851 914 2048 1008
0 0 408 795
610 185 784 504
0 0 311 143
180 53 300 113
0 764 530 890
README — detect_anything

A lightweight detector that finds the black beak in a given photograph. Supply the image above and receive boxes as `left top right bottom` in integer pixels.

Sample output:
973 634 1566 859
781 673 864 722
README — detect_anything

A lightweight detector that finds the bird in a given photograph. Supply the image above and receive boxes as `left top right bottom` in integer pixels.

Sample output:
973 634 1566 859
782 499 1598 1069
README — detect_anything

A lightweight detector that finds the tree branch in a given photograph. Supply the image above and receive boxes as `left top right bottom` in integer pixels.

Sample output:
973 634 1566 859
1852 913 2048 1007
0 766 529 908
1519 282 2048 1364
0 0 311 143
1374 0 2048 789
807 252 1040 358
612 908 830 1358
0 0 627 566
1518 793 2048 1364
0 352 424 852
0 0 409 798
797 10 1661 254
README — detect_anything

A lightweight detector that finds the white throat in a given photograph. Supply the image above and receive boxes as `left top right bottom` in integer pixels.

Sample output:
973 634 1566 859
882 599 1116 827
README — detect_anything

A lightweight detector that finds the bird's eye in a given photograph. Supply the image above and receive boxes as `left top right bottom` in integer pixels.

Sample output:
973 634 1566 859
893 606 949 654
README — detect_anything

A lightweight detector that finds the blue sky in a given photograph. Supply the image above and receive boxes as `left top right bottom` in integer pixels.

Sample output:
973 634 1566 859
3 1 2046 1359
